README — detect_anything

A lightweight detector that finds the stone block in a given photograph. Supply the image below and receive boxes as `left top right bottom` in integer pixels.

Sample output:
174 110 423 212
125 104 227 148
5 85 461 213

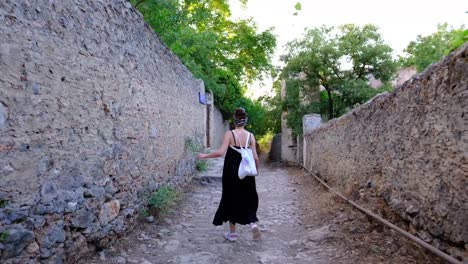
1 228 35 258
99 200 120 226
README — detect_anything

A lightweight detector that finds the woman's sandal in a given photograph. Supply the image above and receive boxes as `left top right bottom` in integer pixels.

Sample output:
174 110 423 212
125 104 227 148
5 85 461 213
224 232 238 242
251 225 261 241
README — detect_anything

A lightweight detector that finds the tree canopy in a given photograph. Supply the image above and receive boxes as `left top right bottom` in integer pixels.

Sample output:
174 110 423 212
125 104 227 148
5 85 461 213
400 23 467 72
130 1 466 138
277 24 396 135
130 0 276 136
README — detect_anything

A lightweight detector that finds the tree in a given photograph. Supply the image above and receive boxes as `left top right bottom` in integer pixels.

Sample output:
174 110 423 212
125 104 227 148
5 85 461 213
448 28 468 52
401 23 466 72
281 24 396 128
130 0 277 136
258 80 283 134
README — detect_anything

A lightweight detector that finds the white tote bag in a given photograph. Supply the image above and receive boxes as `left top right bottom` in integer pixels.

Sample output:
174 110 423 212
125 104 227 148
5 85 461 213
231 131 258 179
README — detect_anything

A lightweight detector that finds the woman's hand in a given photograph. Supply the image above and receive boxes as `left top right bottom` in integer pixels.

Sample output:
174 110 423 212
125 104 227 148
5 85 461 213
197 153 207 159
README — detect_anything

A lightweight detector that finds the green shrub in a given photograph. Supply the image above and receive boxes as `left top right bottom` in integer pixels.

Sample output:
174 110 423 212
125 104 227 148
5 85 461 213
140 209 150 218
147 185 180 217
447 28 468 53
196 160 209 172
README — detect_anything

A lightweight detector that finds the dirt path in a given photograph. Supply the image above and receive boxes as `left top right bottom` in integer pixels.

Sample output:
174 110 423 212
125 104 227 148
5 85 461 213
79 157 440 264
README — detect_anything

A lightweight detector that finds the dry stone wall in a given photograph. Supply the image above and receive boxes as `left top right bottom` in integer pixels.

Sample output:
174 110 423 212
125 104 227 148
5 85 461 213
0 0 209 262
281 111 297 164
210 106 230 149
268 133 282 162
303 45 467 250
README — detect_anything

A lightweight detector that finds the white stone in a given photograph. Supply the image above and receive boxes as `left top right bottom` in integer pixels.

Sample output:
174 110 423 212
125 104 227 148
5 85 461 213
99 200 120 225
26 242 39 254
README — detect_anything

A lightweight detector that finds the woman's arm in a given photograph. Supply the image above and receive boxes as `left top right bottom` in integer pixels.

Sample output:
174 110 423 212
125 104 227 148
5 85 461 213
197 131 231 159
250 133 260 172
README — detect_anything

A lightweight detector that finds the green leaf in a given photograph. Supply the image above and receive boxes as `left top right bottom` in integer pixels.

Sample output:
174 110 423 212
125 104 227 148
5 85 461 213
294 2 302 11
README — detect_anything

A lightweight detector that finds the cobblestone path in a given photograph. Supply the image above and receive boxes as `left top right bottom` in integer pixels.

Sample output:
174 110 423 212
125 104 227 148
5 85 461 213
79 156 439 264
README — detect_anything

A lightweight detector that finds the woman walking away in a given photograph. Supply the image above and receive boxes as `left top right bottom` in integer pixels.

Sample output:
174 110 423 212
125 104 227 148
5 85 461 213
197 107 261 242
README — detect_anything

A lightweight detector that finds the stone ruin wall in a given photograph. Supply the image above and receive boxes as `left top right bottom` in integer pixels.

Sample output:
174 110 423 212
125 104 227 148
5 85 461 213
303 45 467 252
210 106 230 149
0 0 224 262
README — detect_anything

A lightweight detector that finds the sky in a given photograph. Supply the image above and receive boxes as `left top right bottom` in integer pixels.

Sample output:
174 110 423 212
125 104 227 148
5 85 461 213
228 0 467 98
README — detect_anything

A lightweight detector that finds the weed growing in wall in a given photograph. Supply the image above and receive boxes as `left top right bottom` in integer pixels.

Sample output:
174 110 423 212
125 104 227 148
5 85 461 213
185 138 203 155
185 137 210 171
196 160 209 172
0 230 9 242
0 199 8 208
146 185 180 218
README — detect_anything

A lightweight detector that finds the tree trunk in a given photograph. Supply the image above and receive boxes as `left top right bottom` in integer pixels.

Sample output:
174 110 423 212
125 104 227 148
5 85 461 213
326 88 333 120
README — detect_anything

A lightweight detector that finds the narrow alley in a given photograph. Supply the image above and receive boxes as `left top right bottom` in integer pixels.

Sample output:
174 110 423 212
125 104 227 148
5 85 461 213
79 156 440 264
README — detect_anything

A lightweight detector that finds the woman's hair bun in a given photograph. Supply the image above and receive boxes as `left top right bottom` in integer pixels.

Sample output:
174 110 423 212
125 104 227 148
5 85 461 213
234 108 247 119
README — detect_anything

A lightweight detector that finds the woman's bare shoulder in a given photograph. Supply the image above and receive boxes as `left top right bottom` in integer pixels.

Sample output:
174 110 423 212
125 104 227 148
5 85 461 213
246 130 255 138
224 130 234 138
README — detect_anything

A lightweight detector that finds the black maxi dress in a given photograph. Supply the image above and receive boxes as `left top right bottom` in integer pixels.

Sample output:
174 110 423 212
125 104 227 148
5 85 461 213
212 132 259 226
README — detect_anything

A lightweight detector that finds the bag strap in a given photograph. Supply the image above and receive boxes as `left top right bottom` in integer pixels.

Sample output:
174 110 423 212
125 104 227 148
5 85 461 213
230 131 242 153
232 130 252 150
232 130 241 148
244 133 251 148
232 130 250 149
231 130 237 146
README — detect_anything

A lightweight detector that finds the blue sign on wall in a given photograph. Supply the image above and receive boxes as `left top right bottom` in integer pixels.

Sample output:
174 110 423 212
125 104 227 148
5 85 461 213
199 92 207 105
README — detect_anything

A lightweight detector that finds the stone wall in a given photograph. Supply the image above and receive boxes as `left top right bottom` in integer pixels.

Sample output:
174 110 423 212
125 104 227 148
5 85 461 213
392 66 417 88
303 45 467 250
281 111 297 164
0 0 209 262
268 133 282 162
302 114 322 165
280 80 297 163
210 106 230 149
296 135 303 165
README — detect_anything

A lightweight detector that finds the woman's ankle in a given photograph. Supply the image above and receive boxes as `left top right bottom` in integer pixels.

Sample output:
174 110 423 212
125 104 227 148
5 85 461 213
229 223 236 233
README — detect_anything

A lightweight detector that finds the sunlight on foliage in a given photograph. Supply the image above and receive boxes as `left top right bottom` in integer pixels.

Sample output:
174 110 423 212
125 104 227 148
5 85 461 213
257 132 275 153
